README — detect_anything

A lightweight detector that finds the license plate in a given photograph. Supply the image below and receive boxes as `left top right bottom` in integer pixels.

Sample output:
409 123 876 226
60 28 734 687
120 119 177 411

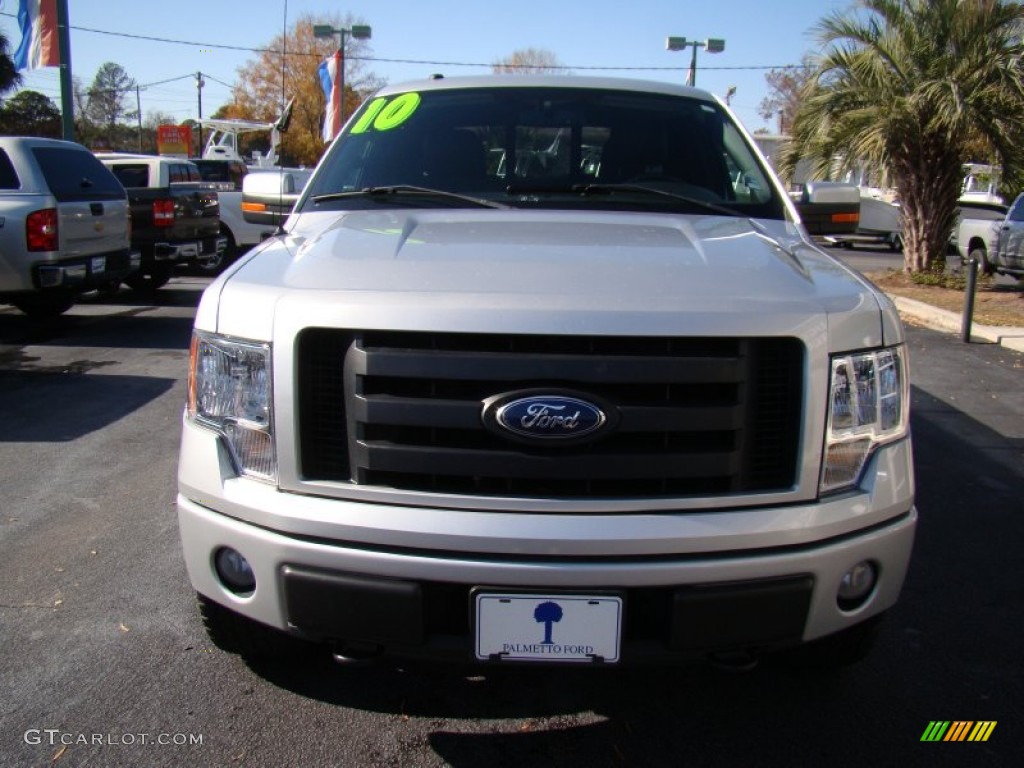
91 256 106 273
474 592 622 663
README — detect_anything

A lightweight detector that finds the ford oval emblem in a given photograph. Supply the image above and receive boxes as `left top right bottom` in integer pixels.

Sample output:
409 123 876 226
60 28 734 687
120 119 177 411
482 391 615 445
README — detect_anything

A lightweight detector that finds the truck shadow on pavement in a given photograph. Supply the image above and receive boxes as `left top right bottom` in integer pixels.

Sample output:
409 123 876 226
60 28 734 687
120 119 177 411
0 368 174 441
0 289 191 440
0 307 195 350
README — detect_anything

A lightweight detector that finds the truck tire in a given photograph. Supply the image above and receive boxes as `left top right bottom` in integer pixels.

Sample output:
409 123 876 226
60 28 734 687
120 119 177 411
194 226 236 276
969 245 994 276
11 291 75 317
197 594 306 662
124 264 173 292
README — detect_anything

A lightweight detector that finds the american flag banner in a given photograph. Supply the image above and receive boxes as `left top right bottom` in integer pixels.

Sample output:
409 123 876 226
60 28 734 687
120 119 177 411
318 51 343 143
13 0 60 71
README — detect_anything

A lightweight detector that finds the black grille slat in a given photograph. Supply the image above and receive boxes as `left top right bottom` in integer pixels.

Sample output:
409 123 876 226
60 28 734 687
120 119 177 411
357 347 745 384
297 330 803 499
355 443 740 480
620 404 743 432
356 396 742 433
355 395 482 429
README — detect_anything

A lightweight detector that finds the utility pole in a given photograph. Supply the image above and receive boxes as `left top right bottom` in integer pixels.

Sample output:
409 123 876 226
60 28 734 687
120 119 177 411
136 86 143 152
55 0 74 140
195 71 205 158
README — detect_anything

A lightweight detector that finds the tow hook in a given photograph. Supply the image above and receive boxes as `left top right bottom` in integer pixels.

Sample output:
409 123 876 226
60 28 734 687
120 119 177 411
707 651 759 672
331 641 382 666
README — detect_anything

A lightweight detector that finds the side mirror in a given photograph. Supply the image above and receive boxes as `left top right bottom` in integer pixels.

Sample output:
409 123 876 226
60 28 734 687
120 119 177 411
241 169 313 226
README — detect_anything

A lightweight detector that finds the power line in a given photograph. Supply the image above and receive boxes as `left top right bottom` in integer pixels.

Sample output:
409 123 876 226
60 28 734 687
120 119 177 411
1 12 805 73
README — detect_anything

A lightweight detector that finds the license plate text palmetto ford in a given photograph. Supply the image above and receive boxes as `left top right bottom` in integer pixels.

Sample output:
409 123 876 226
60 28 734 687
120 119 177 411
474 592 622 663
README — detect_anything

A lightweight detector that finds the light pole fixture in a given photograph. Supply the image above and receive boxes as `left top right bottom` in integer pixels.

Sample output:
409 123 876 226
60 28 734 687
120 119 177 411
313 23 372 126
665 36 725 87
195 71 205 157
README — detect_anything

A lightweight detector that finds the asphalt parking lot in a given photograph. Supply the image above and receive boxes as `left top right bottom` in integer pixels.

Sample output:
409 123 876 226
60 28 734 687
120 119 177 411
0 269 1021 767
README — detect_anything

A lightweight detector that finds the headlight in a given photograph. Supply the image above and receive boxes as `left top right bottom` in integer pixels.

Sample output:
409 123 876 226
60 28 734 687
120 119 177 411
821 346 908 493
187 331 275 482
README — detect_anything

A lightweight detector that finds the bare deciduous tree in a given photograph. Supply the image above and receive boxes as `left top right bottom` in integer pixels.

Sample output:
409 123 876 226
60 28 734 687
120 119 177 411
492 48 569 75
230 13 384 167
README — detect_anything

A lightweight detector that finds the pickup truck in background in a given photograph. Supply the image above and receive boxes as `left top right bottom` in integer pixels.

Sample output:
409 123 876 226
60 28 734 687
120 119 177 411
192 158 277 274
239 167 313 228
96 153 225 290
791 181 861 238
952 196 1024 278
0 137 139 317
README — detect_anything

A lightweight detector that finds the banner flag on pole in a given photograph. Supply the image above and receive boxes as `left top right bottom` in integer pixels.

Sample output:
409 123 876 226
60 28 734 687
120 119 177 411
684 62 695 87
14 0 60 71
318 51 343 143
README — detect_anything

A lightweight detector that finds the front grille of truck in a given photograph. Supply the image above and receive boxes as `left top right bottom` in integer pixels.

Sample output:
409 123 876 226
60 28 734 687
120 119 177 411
297 330 803 499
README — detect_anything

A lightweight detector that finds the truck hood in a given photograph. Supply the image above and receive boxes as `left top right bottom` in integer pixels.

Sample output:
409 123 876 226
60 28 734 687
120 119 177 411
204 209 898 350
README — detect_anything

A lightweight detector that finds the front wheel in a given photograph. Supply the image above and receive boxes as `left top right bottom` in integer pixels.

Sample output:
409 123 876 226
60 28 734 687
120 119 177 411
124 264 173 292
193 227 236 276
969 245 994 276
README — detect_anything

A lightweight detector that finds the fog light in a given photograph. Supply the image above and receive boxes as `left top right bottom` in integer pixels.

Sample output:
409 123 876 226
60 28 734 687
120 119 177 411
214 547 256 595
837 561 877 610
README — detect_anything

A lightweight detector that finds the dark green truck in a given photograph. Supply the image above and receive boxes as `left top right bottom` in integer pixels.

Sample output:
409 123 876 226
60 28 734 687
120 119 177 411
97 153 226 290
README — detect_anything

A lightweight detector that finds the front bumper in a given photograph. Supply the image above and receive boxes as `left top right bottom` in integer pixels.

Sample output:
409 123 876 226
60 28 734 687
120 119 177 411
179 494 914 664
177 421 917 664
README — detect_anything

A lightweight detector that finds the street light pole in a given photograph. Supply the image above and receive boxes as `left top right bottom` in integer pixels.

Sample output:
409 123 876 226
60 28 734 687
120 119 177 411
665 36 725 87
314 23 372 128
195 71 205 158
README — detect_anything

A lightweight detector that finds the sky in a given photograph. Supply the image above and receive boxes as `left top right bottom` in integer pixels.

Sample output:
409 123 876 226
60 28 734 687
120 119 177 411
0 0 858 136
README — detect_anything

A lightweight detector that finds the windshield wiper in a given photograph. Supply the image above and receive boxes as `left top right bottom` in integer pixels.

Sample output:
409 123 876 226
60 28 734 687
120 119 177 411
505 183 739 217
311 185 508 209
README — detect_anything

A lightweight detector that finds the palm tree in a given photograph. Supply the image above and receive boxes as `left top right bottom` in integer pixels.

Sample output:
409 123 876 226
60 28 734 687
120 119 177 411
0 30 22 97
782 0 1024 272
533 601 563 644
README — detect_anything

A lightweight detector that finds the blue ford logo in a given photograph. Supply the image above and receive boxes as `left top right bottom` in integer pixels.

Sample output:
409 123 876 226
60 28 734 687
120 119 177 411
482 391 614 444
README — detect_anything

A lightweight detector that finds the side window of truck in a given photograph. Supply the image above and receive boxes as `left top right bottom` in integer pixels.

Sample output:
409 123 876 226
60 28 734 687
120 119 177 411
34 148 126 201
1008 195 1024 222
0 150 20 189
109 164 149 188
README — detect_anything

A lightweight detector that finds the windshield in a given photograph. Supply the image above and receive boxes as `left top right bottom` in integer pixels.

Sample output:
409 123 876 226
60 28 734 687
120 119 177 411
299 86 786 219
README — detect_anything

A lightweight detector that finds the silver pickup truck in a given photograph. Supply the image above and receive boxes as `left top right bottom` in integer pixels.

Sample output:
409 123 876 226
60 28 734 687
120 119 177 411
178 76 916 670
0 137 139 316
952 197 1024 278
